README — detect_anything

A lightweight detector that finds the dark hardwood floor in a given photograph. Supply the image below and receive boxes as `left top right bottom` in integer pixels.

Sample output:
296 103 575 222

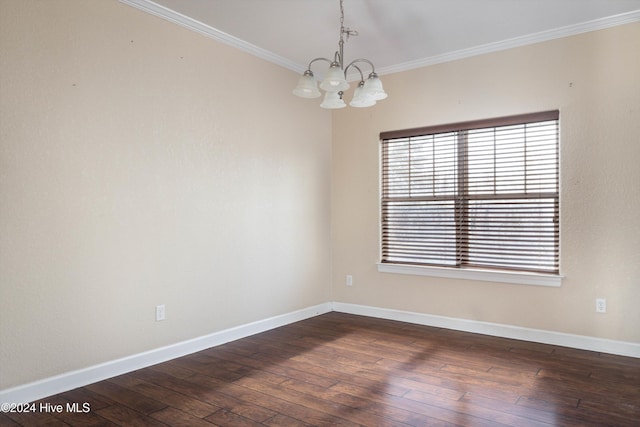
2 312 639 426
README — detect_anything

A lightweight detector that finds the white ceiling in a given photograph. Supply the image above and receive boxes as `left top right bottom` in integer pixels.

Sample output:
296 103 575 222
122 0 640 76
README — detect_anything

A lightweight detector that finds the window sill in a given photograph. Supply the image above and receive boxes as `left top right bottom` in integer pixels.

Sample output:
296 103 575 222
377 263 563 287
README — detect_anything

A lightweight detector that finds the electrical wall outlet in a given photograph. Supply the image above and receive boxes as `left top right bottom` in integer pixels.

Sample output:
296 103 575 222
595 298 606 313
346 275 353 286
156 304 166 321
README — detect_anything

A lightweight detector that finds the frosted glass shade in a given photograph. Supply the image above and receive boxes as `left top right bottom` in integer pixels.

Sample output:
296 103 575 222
363 73 388 100
320 63 350 92
320 91 346 109
293 73 321 98
349 82 376 108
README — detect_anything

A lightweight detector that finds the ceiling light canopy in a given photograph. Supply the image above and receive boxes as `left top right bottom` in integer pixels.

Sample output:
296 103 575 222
293 0 387 109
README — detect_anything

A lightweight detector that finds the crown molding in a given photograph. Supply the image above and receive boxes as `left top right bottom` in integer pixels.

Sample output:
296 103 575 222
119 0 305 73
120 0 639 77
376 9 640 75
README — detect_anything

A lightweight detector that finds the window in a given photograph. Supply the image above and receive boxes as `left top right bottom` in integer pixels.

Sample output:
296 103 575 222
380 111 559 277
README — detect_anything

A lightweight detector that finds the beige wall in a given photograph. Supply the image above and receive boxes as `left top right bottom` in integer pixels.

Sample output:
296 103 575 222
0 0 331 389
332 23 640 343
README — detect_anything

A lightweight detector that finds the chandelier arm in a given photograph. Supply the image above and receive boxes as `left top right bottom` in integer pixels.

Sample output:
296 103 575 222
344 63 365 81
345 58 376 74
334 50 342 67
306 57 333 71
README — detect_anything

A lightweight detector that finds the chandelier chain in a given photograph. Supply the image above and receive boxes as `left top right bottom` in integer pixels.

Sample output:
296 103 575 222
339 0 357 43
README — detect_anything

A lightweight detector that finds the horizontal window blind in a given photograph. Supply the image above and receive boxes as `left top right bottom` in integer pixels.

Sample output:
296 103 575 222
381 111 559 274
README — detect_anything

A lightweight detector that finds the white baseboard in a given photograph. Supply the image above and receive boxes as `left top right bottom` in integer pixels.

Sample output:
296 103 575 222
3 300 638 405
0 302 332 405
332 302 640 358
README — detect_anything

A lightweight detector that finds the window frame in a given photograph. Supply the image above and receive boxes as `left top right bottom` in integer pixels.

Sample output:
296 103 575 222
379 111 562 287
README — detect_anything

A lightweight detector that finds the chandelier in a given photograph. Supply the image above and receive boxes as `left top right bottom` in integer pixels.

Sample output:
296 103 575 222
292 0 387 109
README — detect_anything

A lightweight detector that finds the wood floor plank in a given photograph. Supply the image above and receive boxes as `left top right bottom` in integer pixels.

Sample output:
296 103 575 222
85 381 167 415
107 374 221 418
0 414 21 427
9 312 640 426
325 380 466 426
204 408 269 427
203 348 337 389
1 410 69 427
149 407 221 427
463 392 576 426
234 375 411 427
95 403 167 427
261 413 315 427
132 367 278 423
